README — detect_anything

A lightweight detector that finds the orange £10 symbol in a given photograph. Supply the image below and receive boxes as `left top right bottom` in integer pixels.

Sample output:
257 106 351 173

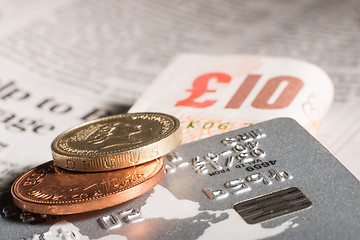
175 73 303 110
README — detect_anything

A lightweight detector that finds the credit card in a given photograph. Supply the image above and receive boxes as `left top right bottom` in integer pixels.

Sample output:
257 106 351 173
1 118 359 239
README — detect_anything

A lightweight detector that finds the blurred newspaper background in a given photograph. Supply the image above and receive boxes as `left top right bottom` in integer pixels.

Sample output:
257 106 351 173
0 0 359 191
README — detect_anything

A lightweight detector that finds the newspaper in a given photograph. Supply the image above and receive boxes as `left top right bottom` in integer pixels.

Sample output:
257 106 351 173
0 0 359 239
0 0 358 105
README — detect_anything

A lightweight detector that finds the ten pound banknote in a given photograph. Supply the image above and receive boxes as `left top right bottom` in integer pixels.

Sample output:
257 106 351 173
130 54 334 143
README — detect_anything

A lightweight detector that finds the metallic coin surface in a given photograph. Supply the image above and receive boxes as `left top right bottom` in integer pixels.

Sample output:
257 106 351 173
51 112 181 171
11 158 164 215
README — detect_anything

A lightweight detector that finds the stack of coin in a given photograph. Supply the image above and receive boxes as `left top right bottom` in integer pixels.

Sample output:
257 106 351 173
11 113 182 215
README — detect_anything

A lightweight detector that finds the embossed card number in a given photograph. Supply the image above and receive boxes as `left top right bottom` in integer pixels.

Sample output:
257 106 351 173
191 129 267 176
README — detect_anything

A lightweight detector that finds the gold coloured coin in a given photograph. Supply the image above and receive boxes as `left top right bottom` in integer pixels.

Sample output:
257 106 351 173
51 112 181 171
11 158 164 215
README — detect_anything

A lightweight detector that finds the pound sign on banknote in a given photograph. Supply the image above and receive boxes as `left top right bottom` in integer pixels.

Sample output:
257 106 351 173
175 73 231 108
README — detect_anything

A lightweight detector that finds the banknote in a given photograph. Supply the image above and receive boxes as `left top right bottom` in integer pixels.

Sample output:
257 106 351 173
1 118 359 239
130 54 334 143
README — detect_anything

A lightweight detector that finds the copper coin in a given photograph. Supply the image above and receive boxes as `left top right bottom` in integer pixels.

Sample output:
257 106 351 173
51 112 182 171
11 158 164 215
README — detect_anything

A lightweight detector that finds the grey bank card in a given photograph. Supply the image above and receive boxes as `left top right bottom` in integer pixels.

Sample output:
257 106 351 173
1 118 360 239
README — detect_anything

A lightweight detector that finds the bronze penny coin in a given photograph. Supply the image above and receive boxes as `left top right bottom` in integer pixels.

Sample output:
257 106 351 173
51 112 181 172
11 158 164 215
